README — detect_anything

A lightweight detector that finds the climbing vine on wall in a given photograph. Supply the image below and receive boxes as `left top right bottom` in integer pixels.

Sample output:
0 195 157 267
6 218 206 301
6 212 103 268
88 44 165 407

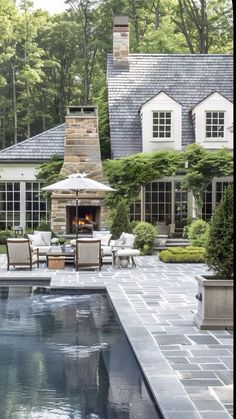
103 145 233 212
103 149 184 207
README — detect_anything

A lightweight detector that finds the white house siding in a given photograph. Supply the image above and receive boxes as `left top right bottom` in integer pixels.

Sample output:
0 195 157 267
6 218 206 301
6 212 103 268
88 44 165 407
140 92 182 152
0 163 37 181
192 92 233 150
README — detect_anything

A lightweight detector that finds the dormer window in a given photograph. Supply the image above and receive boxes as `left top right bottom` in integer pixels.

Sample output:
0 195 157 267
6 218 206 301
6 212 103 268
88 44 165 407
153 111 172 139
206 111 225 138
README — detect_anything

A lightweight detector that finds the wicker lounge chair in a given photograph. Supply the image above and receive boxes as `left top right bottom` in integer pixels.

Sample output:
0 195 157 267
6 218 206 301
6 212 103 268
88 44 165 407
6 238 39 270
75 239 102 271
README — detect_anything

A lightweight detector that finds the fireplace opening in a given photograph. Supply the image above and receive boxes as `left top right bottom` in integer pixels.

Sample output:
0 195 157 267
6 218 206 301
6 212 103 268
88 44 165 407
66 206 101 235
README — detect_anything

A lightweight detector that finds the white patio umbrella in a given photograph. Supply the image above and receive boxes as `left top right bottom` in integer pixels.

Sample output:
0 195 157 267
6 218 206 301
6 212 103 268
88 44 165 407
42 172 115 238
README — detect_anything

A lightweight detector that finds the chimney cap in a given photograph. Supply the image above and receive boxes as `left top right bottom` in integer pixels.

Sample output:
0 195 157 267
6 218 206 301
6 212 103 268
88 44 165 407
66 106 97 116
113 15 129 26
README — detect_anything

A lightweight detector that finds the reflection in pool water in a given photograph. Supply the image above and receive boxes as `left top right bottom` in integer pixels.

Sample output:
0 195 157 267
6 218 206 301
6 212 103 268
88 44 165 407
0 287 162 419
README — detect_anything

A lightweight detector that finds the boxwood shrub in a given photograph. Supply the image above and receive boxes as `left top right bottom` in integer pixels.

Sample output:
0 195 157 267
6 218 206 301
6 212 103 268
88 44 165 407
133 221 157 255
159 246 206 263
0 229 12 244
187 219 209 247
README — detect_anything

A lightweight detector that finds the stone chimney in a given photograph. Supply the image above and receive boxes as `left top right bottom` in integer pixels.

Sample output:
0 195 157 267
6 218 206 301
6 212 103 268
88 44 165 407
113 15 129 70
61 105 102 181
50 106 109 235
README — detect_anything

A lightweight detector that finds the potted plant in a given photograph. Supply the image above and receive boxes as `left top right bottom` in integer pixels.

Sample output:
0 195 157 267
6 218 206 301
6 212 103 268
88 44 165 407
193 185 233 329
51 237 59 247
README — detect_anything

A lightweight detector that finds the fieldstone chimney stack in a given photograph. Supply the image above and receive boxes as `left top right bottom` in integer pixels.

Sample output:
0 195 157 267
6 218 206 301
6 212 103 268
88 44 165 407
61 105 102 180
50 106 109 235
113 15 129 70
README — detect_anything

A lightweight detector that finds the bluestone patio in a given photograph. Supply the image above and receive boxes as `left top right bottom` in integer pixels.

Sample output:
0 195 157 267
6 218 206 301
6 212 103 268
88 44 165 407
0 255 233 419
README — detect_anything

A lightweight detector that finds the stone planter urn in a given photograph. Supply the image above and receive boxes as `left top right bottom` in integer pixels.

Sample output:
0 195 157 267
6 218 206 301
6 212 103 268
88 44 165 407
154 235 168 248
193 275 233 330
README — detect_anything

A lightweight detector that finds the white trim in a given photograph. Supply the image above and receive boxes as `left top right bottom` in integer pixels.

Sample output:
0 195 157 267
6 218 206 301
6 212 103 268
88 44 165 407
204 110 225 140
20 182 26 229
192 91 232 112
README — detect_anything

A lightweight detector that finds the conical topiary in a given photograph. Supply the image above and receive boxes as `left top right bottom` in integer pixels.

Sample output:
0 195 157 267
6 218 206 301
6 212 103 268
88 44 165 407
205 185 233 279
110 199 130 239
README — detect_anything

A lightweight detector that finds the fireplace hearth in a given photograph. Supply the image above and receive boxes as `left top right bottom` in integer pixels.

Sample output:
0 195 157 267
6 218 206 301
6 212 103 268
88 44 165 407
66 206 101 235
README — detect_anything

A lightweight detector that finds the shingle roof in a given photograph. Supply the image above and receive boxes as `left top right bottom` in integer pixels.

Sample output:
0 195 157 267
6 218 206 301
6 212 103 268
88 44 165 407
107 53 233 159
0 124 65 162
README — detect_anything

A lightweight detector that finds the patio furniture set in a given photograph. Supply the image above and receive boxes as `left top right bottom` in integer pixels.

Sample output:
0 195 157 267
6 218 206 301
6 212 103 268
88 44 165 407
6 230 140 271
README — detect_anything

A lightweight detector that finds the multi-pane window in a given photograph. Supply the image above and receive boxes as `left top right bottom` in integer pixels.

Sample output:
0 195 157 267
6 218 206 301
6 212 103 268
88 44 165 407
0 182 20 229
153 112 171 138
174 181 188 228
26 182 49 229
130 200 141 222
202 184 213 221
206 112 225 138
145 182 172 224
202 182 232 221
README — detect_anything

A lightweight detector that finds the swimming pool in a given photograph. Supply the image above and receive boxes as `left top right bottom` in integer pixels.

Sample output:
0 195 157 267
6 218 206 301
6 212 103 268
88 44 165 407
0 287 162 419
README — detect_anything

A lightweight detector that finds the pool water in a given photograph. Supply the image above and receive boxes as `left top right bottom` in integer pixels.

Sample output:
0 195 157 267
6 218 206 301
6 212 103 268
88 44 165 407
0 287 162 419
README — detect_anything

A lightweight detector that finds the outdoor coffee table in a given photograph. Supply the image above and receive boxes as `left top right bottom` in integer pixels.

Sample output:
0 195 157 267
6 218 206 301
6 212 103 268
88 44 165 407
46 246 75 269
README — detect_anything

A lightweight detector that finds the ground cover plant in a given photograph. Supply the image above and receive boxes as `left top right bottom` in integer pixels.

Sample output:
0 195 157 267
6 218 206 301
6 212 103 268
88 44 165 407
159 246 206 263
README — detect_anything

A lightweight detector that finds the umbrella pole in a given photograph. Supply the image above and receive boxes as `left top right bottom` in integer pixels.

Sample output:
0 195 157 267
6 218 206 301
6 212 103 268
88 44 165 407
75 190 79 240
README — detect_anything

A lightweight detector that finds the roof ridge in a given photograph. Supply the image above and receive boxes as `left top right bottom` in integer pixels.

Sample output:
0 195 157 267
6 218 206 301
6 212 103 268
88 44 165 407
107 53 233 57
0 123 65 155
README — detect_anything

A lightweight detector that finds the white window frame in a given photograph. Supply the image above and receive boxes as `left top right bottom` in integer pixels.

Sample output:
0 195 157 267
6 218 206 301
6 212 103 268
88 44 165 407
152 111 172 140
205 111 225 140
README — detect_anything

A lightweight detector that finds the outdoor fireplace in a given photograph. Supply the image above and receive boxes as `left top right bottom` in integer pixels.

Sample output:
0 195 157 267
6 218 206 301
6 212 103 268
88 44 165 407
66 206 101 235
50 105 109 235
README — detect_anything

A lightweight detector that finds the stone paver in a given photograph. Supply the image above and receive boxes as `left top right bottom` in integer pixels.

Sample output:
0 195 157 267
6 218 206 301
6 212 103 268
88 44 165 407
0 254 233 419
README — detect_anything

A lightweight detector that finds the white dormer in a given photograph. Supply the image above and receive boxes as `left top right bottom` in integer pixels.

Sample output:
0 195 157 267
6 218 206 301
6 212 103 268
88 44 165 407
140 91 182 152
191 91 233 150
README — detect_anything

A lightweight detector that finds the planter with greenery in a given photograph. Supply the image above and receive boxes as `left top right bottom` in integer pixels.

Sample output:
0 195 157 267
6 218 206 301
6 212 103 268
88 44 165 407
193 185 233 330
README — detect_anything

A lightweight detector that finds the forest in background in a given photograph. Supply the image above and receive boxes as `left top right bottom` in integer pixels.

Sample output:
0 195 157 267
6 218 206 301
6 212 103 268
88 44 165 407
0 0 233 156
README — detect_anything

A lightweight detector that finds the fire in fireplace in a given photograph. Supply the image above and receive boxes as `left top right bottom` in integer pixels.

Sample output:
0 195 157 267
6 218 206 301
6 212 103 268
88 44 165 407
71 214 96 234
66 206 101 235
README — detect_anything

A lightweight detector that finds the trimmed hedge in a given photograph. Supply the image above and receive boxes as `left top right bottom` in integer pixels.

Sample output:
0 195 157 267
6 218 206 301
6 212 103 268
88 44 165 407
159 246 206 263
0 229 12 244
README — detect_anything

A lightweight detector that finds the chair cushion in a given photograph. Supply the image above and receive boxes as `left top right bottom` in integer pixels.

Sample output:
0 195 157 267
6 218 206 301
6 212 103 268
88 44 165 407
32 245 51 255
28 233 45 246
102 235 112 246
93 232 112 246
119 232 127 243
34 231 52 246
116 249 140 257
123 233 136 247
101 245 112 256
113 239 124 246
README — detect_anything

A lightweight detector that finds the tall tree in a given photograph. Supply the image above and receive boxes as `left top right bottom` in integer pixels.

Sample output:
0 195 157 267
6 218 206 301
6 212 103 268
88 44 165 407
172 0 233 53
18 0 45 138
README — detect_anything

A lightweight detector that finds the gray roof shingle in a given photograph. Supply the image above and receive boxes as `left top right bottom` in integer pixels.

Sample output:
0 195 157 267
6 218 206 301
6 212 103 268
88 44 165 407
0 124 65 162
106 53 233 159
